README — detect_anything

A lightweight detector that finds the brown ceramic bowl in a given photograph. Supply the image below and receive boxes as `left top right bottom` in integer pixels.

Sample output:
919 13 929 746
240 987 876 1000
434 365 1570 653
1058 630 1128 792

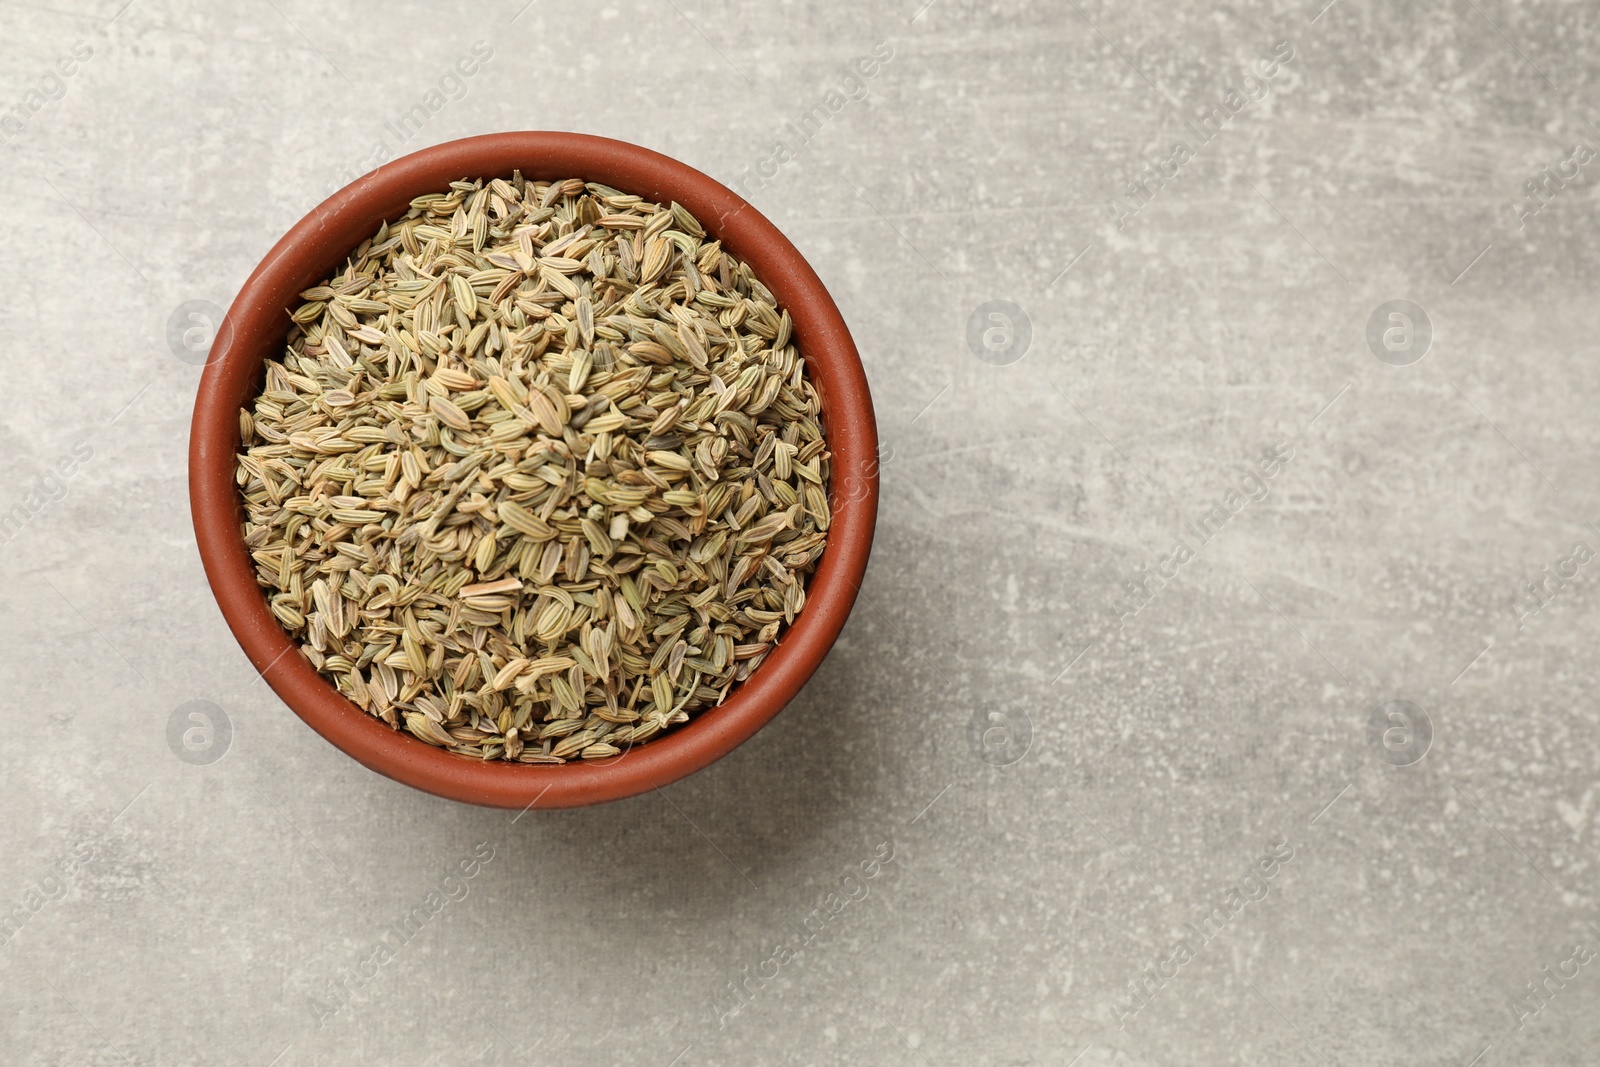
189 132 877 809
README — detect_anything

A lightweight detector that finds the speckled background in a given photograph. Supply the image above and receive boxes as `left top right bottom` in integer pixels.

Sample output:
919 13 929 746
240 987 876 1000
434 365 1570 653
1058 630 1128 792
2 1 1598 1064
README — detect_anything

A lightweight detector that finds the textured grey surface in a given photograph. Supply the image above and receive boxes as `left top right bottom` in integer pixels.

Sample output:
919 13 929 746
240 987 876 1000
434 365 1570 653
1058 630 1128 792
2 0 1599 1063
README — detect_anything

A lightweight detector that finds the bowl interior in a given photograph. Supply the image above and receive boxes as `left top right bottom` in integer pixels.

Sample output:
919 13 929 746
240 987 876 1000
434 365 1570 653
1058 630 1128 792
190 132 877 808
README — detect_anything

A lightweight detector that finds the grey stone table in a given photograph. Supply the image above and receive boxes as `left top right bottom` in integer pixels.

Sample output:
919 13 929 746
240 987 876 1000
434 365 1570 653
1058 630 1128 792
2 1 1597 1064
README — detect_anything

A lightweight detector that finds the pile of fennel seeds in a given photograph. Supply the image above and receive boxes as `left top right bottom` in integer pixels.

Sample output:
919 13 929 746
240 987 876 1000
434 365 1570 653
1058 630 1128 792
236 176 830 762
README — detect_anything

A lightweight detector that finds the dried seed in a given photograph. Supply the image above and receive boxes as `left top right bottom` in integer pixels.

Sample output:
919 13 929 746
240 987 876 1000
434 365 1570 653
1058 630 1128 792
236 178 830 764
